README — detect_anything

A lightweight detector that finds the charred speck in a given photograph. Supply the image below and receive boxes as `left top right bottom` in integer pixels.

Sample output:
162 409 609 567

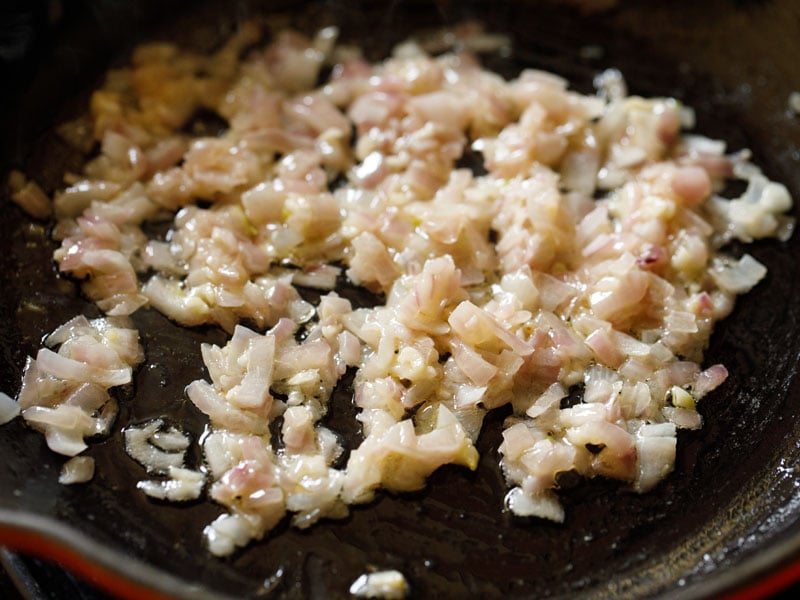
316 64 334 87
184 108 229 137
455 147 488 177
140 217 174 241
269 414 285 453
585 443 606 455
560 384 584 409
294 323 309 343
328 172 349 191
555 469 582 490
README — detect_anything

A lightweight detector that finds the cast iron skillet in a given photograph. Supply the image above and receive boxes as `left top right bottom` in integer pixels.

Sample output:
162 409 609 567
2 0 800 598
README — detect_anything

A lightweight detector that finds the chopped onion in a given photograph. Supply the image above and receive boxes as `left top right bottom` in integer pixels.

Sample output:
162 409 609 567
59 456 96 485
137 467 205 502
711 254 767 294
8 171 53 219
349 570 409 600
204 513 259 557
694 364 728 399
662 406 703 430
124 419 188 474
0 392 20 425
504 487 564 522
6 20 792 556
633 423 676 492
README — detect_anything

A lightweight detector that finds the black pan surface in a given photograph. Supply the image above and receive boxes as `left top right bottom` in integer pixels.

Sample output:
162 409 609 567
2 1 800 598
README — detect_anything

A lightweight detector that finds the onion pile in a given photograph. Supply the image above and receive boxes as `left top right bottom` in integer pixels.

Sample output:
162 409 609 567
16 316 143 457
3 21 794 558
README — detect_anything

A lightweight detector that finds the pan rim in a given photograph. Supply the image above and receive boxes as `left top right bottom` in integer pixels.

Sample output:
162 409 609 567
1 506 799 599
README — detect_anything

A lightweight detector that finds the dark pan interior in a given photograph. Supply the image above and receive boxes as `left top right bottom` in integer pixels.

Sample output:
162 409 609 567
2 1 800 598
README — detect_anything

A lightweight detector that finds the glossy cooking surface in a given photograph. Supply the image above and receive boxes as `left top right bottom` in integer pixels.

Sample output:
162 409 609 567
1 1 800 598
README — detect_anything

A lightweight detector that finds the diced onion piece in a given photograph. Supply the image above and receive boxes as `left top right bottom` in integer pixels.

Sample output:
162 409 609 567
711 254 767 294
504 486 564 522
632 423 676 492
662 406 703 430
8 170 53 219
151 428 191 452
0 392 20 425
789 91 800 115
137 467 205 502
204 513 259 557
349 570 409 600
59 456 96 485
22 405 94 456
124 419 188 474
694 364 728 399
35 348 131 387
291 265 341 290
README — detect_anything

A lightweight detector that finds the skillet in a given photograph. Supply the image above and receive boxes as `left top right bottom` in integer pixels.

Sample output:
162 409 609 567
2 0 800 597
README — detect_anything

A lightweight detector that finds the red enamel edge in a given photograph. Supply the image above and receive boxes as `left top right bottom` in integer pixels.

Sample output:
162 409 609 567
0 522 176 600
2 514 799 599
720 558 800 600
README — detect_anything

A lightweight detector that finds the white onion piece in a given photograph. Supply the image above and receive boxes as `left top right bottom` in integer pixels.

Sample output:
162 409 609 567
662 406 703 430
8 171 52 219
204 513 259 557
504 486 564 522
45 315 93 347
291 265 341 290
97 293 149 316
633 423 676 492
560 149 599 195
16 357 40 410
186 380 270 435
59 456 96 485
124 419 188 474
789 91 800 115
44 429 89 457
63 382 109 411
22 405 94 456
349 570 409 600
0 392 20 425
711 254 767 294
137 467 205 502
151 428 191 452
35 348 131 387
